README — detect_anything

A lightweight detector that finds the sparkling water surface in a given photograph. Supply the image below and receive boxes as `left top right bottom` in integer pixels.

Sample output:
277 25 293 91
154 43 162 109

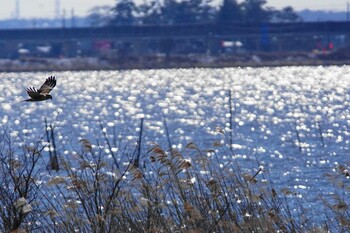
1 66 350 211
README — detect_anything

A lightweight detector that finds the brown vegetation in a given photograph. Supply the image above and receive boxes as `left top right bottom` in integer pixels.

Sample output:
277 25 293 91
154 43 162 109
0 119 349 232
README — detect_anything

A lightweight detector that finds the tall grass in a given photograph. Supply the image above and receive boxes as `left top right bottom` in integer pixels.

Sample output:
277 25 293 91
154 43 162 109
0 119 349 232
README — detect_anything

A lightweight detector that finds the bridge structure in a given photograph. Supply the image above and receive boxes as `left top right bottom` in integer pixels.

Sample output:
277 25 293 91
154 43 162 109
0 21 349 58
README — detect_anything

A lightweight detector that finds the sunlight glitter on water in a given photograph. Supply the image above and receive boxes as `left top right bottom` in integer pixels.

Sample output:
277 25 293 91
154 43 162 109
1 66 350 201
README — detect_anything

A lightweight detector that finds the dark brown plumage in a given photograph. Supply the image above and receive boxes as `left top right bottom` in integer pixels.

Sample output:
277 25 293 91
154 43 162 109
25 76 56 102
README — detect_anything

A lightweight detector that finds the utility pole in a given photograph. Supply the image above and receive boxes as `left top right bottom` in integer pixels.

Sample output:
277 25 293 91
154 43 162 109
62 8 66 28
15 0 20 19
55 0 61 19
71 8 75 27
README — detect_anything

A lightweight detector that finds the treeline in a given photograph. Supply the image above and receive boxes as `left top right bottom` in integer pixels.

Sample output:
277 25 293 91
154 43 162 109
88 0 301 27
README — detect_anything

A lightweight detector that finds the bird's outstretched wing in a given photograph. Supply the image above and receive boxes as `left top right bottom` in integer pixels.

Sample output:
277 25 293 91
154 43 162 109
26 87 41 98
38 76 56 95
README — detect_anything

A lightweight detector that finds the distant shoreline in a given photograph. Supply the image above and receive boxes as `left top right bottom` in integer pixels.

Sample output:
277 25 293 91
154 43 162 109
0 54 348 72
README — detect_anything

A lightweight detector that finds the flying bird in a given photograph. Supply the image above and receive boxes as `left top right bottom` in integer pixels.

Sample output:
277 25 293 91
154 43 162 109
25 76 56 101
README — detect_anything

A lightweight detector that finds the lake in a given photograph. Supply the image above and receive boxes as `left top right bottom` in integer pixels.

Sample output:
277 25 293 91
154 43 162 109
1 66 350 217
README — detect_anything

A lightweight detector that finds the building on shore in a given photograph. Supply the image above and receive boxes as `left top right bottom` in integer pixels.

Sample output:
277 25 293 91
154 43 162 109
0 22 349 61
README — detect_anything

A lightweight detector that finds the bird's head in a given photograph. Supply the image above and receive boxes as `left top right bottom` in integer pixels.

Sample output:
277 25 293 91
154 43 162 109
47 95 53 100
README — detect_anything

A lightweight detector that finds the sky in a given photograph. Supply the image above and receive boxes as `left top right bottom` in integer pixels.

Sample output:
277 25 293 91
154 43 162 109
0 0 348 20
